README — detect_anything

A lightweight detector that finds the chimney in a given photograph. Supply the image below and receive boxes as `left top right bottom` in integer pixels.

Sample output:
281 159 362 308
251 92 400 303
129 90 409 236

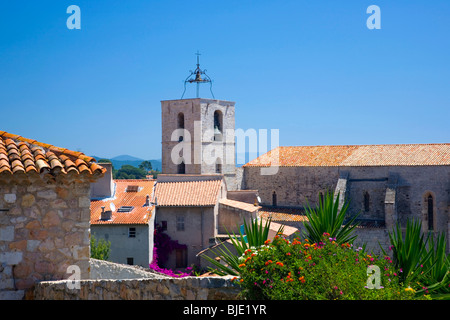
90 162 114 199
100 206 112 221
145 194 150 207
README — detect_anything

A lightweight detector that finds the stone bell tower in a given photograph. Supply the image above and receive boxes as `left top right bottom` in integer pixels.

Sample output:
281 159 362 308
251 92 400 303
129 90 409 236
160 53 237 188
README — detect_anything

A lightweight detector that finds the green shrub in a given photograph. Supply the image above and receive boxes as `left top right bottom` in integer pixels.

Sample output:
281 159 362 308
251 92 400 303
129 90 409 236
234 233 429 300
303 191 360 245
90 235 111 261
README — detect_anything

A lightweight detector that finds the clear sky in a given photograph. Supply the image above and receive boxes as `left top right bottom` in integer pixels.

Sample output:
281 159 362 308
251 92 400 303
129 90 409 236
1 0 449 161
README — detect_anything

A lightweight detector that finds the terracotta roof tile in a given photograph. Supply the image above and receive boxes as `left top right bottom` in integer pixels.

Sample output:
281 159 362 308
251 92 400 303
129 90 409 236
244 143 450 167
154 176 223 207
258 206 308 222
0 131 106 178
91 179 156 225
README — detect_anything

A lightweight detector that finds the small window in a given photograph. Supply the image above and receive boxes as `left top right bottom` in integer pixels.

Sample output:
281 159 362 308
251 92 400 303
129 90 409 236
427 194 434 231
175 248 187 268
215 162 222 173
213 110 223 141
364 192 370 212
118 206 134 213
128 227 136 238
177 112 185 129
126 185 139 192
272 191 277 206
127 257 134 265
161 221 167 231
176 216 185 231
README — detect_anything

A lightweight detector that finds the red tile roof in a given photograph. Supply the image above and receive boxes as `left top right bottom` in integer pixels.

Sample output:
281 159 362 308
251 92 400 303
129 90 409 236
258 206 308 222
0 131 105 177
154 176 223 207
243 144 450 167
91 179 156 225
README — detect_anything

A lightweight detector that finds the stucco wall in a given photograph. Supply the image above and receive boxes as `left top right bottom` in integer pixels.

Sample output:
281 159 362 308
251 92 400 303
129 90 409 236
155 206 216 269
91 224 151 267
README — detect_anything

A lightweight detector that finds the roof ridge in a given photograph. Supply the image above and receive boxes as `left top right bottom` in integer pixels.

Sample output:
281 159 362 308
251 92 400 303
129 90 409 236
0 130 96 163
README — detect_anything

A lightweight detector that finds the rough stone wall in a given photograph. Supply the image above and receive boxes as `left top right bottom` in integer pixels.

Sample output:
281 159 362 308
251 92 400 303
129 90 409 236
353 228 390 254
31 275 240 300
0 175 91 300
244 166 339 207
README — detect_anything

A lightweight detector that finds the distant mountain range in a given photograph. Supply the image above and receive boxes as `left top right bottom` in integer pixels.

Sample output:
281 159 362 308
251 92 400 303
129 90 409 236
92 155 162 171
91 152 260 171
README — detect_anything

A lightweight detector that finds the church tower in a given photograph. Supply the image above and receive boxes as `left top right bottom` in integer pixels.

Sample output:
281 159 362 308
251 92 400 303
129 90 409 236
161 54 237 188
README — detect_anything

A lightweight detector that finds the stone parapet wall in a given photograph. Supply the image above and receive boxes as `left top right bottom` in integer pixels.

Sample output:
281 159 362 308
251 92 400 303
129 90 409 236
31 276 241 300
89 258 169 280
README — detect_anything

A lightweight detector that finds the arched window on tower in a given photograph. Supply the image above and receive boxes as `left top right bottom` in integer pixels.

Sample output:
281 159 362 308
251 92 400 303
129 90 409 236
215 158 222 174
427 194 434 231
177 113 185 142
177 159 185 174
364 192 370 212
272 191 277 206
213 110 223 141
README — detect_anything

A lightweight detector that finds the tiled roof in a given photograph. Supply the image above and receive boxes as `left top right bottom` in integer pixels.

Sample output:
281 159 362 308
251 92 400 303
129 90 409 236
258 206 308 222
154 176 223 207
244 144 450 167
0 131 105 177
219 198 260 212
91 179 156 225
259 206 385 229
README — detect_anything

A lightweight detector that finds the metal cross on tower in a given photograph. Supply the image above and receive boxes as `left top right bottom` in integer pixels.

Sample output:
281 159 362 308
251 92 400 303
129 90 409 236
181 51 215 99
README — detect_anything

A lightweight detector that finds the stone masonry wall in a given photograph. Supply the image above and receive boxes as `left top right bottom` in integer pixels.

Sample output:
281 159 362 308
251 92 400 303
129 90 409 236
0 175 92 300
32 275 240 300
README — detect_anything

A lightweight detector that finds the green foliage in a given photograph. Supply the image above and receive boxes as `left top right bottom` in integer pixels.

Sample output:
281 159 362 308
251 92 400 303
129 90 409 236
204 193 449 300
383 219 433 284
235 233 424 300
139 160 153 171
382 219 450 298
201 217 282 276
303 191 360 245
90 235 111 261
115 164 147 179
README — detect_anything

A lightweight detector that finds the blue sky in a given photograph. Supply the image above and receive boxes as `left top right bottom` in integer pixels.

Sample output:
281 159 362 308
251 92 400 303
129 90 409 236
1 1 449 160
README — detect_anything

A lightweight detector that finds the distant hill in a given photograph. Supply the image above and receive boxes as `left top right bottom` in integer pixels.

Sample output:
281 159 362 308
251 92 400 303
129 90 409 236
110 154 144 162
92 155 162 171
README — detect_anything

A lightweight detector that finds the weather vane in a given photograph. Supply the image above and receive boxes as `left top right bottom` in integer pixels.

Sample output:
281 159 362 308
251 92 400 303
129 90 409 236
181 51 215 99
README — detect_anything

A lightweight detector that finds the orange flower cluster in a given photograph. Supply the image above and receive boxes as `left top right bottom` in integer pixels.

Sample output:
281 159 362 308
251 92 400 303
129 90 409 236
281 271 295 283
